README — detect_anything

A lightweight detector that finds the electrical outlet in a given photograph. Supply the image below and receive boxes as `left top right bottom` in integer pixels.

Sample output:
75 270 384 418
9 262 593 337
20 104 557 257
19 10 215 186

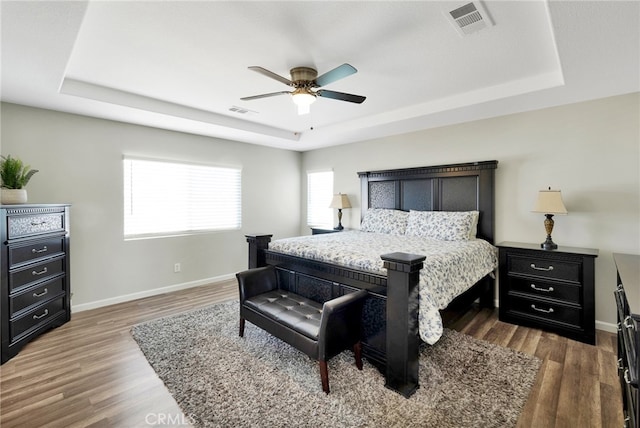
174 263 181 273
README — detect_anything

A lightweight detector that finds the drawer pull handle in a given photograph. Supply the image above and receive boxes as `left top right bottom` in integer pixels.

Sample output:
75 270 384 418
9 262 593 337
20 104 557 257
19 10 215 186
30 221 46 226
618 358 624 370
32 246 48 254
624 369 631 384
33 309 49 320
623 316 634 329
32 267 48 276
530 284 554 293
531 304 554 314
33 288 48 298
530 263 553 272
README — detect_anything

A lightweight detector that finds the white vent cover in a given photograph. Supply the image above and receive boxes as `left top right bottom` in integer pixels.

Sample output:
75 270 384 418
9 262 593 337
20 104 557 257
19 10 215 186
229 106 257 115
445 1 494 36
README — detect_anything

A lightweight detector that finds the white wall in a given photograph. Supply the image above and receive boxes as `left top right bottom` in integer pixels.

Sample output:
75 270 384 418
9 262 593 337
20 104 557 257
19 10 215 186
1 103 301 309
301 93 640 328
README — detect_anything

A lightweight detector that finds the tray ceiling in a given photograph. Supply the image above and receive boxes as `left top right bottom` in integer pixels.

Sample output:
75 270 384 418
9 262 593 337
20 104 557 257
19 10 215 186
1 1 638 151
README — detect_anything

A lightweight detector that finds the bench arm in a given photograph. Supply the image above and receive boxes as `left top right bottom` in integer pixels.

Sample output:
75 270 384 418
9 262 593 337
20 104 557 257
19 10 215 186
236 265 279 303
318 289 368 359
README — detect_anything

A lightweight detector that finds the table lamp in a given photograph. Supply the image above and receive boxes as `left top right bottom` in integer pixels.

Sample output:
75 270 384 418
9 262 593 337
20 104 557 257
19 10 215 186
532 187 568 250
329 193 351 230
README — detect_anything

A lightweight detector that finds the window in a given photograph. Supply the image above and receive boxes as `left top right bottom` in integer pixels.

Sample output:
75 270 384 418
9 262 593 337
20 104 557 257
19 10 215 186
123 157 241 238
307 170 334 228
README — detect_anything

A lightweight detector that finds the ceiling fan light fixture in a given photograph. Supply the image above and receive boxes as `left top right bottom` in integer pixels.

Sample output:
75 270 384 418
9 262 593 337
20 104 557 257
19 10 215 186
292 88 316 115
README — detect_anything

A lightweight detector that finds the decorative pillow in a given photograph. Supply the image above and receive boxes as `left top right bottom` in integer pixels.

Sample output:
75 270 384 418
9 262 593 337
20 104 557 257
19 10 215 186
360 209 409 235
406 210 479 241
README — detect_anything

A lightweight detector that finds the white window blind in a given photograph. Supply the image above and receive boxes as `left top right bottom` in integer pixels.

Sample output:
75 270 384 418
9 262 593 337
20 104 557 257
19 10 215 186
307 170 334 228
124 157 241 238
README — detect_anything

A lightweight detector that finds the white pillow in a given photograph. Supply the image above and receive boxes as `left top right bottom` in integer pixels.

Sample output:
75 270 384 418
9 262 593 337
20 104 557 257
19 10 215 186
360 208 409 235
406 210 479 241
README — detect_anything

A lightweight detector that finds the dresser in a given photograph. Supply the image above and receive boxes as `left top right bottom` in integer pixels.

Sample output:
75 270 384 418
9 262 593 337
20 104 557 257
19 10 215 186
1 204 71 364
614 253 639 428
497 242 598 345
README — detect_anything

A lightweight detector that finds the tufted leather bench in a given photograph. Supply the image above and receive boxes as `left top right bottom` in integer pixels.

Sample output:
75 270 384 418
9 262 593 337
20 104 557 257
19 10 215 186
236 265 368 393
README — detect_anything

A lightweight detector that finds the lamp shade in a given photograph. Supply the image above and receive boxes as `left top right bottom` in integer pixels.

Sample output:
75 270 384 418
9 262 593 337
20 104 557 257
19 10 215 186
532 189 568 215
329 193 352 209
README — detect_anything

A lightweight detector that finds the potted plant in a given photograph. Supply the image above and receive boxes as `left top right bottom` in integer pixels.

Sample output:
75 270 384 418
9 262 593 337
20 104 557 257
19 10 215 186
1 155 39 204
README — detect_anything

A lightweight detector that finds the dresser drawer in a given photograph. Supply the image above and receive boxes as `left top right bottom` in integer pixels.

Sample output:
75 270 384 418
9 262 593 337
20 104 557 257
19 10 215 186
8 237 65 268
508 255 581 283
507 277 581 305
504 294 582 329
10 297 65 340
7 212 65 239
9 256 65 293
10 276 65 316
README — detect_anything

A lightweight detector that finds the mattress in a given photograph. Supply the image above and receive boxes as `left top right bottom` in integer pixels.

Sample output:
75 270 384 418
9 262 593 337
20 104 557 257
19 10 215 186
268 230 498 344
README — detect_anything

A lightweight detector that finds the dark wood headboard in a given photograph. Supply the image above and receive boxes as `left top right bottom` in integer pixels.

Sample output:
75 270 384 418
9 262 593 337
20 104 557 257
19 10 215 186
357 160 498 243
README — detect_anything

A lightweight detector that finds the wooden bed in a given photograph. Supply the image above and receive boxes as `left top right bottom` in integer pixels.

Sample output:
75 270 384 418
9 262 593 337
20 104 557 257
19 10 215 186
245 160 498 397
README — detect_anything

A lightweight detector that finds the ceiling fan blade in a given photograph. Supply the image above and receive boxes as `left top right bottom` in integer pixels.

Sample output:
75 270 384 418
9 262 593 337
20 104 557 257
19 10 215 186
240 91 291 101
248 66 292 86
317 89 366 104
314 63 357 87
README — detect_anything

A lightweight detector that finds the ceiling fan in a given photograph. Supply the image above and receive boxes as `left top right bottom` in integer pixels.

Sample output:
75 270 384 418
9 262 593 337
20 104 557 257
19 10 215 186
241 63 366 115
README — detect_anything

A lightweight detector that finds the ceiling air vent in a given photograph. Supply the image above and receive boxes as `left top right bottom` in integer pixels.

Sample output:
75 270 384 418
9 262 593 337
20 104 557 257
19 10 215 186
229 106 257 115
445 1 493 36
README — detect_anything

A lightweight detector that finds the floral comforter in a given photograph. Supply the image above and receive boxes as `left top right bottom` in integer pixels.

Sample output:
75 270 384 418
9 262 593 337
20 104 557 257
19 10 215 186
268 230 498 344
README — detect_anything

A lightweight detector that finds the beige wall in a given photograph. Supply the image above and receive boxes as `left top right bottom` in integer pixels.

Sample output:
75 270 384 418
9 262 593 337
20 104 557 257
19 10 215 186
3 93 638 328
1 103 302 309
301 93 640 328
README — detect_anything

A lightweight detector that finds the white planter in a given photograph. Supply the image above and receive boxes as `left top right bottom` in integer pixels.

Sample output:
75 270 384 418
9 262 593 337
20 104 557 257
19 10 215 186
1 188 28 204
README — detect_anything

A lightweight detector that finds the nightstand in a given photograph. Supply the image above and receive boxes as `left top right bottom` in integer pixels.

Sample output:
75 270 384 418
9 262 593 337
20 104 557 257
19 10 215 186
310 227 343 235
497 241 598 345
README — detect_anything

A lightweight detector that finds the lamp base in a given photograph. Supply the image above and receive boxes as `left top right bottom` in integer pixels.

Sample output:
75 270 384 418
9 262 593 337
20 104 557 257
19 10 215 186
541 240 558 250
334 208 344 231
541 214 558 250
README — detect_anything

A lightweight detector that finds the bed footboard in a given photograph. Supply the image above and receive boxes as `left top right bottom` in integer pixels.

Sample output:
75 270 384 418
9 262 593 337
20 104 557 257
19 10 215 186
245 234 424 397
380 252 425 397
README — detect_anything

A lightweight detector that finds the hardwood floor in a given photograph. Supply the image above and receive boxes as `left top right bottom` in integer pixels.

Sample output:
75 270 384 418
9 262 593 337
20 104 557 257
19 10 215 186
0 280 623 427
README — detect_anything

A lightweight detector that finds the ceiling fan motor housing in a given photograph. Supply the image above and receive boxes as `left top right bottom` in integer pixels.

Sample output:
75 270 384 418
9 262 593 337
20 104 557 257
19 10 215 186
290 67 318 86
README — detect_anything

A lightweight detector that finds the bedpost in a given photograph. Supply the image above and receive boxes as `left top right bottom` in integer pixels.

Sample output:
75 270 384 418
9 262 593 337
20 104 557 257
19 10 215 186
245 234 272 268
479 273 496 308
381 252 426 398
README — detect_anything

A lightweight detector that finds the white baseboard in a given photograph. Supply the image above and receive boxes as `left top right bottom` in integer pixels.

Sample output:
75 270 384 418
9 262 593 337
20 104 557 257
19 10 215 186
71 273 236 313
72 282 620 335
596 320 617 334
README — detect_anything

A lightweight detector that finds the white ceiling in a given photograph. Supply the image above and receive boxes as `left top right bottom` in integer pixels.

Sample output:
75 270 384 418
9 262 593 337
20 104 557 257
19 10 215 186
1 1 639 151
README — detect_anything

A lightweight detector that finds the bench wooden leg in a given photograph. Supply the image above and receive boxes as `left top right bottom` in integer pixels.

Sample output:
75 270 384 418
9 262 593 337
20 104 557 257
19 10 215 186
319 360 330 394
354 342 363 370
239 318 245 337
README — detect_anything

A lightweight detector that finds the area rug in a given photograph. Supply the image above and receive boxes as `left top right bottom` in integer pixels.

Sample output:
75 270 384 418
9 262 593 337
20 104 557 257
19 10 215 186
131 300 541 428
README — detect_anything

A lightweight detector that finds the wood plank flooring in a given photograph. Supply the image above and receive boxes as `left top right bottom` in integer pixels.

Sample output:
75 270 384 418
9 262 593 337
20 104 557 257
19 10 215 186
0 280 623 427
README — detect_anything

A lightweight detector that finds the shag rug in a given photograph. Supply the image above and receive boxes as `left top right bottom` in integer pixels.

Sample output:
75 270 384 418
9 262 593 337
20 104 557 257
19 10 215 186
131 300 541 428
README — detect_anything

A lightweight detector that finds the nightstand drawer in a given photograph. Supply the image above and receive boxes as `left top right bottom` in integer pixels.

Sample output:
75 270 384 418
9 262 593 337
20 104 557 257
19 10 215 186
507 277 581 304
505 295 582 328
508 255 581 283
